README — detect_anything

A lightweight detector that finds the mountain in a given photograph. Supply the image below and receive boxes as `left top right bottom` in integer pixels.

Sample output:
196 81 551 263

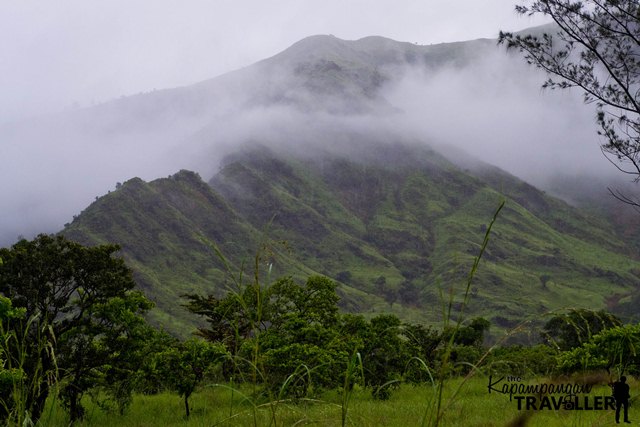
62 170 257 333
63 141 640 337
2 32 510 245
7 27 640 337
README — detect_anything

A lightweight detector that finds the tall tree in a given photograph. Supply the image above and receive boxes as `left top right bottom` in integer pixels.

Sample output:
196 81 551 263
499 1 640 200
57 291 153 421
0 234 149 423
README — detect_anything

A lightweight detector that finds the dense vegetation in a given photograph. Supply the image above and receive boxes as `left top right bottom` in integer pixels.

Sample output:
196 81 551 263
0 234 638 426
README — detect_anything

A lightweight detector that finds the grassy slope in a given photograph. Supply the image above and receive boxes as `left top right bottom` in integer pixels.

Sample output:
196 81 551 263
211 144 640 330
63 170 261 335
62 169 386 334
63 143 640 336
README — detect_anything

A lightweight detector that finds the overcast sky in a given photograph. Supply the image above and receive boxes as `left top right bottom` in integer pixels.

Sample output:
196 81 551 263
0 0 550 123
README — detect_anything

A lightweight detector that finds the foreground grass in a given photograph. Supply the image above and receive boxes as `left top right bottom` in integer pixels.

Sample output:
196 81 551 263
40 376 632 426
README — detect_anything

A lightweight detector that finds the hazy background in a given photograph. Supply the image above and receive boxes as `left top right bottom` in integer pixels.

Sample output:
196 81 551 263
4 1 621 246
0 0 550 122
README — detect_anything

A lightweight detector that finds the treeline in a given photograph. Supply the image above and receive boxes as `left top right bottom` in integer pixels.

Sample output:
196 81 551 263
0 235 636 425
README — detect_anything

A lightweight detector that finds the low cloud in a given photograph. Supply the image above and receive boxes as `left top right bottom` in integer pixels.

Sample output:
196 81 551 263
381 46 616 185
0 37 626 246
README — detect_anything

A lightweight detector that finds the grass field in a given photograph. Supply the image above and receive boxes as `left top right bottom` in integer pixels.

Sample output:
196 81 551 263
40 375 632 426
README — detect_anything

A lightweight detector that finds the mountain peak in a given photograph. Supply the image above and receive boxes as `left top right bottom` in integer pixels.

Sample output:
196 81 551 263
270 34 363 65
273 34 415 64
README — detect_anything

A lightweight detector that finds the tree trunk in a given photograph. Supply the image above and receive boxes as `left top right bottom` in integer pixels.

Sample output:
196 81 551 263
68 385 84 424
184 395 190 418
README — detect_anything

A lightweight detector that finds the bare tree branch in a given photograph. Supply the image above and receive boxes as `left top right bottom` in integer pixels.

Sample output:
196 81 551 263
500 0 640 207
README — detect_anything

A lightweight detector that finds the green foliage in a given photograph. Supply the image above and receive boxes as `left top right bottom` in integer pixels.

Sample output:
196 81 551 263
186 272 490 401
256 276 349 397
184 284 263 356
187 275 352 398
154 338 227 418
403 323 442 383
131 329 179 396
0 296 30 424
442 317 490 348
58 291 154 419
487 344 558 377
360 314 405 399
268 275 340 328
557 324 640 375
0 234 153 423
0 297 24 322
541 309 622 351
435 318 490 376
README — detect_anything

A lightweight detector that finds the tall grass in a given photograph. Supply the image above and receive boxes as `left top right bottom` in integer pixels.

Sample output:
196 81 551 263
422 200 504 427
341 350 364 427
0 310 58 427
43 376 633 426
201 226 299 426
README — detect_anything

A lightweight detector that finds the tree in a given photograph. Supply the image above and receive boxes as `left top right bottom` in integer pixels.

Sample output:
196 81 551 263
183 286 260 357
256 276 347 397
360 314 407 399
0 234 148 423
185 276 349 396
541 309 621 351
374 276 398 307
268 276 339 329
539 274 551 289
441 317 491 348
402 323 442 382
499 1 640 199
487 344 559 377
557 324 640 375
155 338 227 418
57 291 153 421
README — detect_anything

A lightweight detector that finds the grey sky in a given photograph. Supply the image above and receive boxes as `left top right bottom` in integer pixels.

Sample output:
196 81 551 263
0 1 549 122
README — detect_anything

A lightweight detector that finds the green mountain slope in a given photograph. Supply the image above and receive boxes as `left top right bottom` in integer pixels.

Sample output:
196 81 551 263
63 170 260 334
63 142 640 336
212 144 640 325
53 27 640 336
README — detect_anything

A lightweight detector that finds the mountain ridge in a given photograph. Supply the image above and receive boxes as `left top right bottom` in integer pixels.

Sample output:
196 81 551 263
62 141 640 337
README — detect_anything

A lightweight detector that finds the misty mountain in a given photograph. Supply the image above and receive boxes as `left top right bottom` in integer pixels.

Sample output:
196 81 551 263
4 26 606 246
5 27 640 337
62 141 640 336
